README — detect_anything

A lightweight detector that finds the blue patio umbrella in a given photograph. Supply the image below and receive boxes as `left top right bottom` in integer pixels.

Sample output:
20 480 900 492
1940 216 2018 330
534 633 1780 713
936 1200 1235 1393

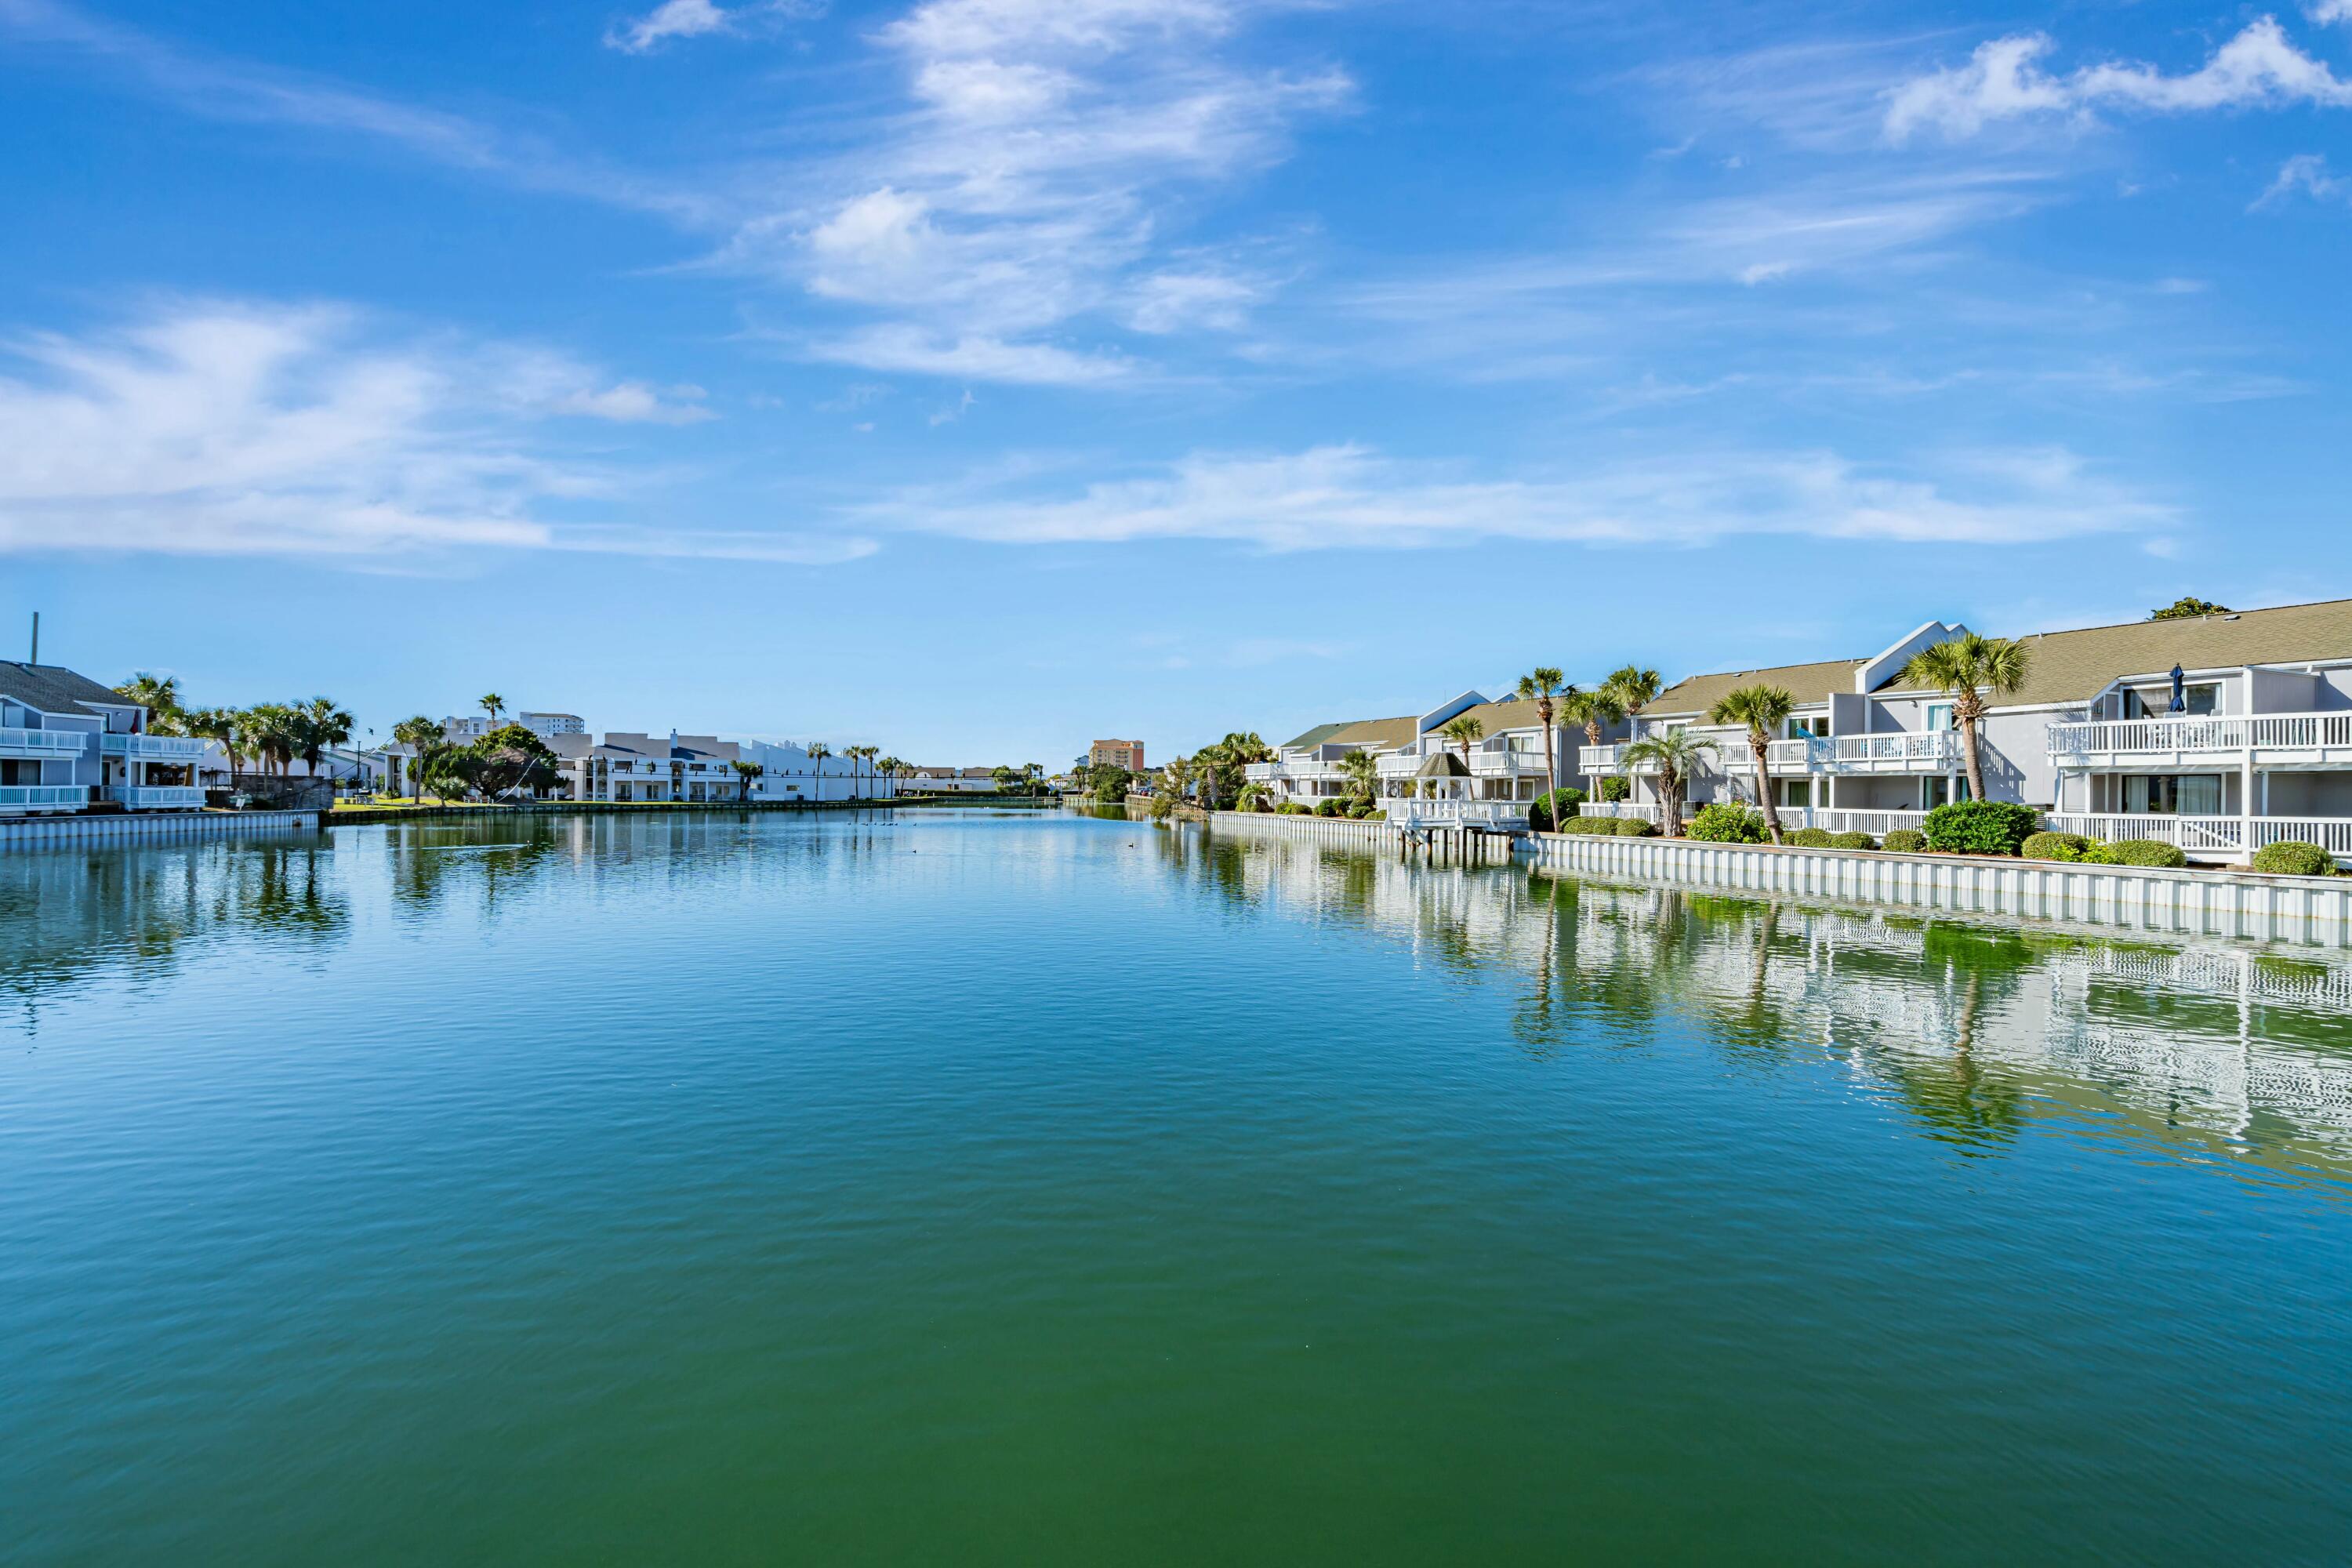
2168 664 2186 713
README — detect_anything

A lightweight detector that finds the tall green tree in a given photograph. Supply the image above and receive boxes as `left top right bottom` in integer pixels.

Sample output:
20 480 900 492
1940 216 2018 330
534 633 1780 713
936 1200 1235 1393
1440 714 1484 769
1900 633 2032 804
292 696 354 777
479 692 505 724
472 724 558 799
1708 684 1796 844
804 742 831 800
181 706 238 786
733 760 763 801
1604 665 1664 723
1621 726 1715 839
1337 746 1379 807
114 673 185 733
1515 666 1569 809
1559 686 1627 797
391 714 444 800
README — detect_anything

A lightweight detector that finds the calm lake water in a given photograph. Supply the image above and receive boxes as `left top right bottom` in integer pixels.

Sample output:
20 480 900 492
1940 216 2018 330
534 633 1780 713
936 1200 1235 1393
5 810 2350 1563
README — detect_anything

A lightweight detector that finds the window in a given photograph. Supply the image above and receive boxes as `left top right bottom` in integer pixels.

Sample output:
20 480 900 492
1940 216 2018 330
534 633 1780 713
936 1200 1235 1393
1784 716 1826 741
2123 775 2223 815
1779 779 1813 808
1925 703 1955 732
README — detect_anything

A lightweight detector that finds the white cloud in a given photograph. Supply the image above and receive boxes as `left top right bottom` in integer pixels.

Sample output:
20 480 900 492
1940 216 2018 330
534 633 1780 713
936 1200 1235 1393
710 0 1349 380
604 0 824 53
849 442 2169 551
0 299 850 563
800 325 1135 386
1887 19 2352 142
2255 151 2351 205
2 0 708 220
2318 1 2352 23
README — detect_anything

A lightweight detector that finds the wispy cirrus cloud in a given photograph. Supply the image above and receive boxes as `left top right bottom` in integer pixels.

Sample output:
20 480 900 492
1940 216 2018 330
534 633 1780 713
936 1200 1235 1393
848 441 2169 551
0 0 713 220
0 299 864 564
709 0 1352 384
2256 151 2352 205
1885 17 2352 143
604 0 825 55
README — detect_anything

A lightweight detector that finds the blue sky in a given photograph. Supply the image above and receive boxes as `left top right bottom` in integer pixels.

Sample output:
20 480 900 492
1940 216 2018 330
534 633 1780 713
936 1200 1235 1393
3 0 2349 763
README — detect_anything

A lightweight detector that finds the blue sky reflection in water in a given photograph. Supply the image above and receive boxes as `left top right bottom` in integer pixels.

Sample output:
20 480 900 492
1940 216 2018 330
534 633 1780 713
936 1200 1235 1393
4 810 2350 1563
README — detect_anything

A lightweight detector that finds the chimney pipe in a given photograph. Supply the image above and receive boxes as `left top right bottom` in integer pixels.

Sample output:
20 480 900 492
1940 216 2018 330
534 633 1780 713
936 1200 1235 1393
28 612 36 665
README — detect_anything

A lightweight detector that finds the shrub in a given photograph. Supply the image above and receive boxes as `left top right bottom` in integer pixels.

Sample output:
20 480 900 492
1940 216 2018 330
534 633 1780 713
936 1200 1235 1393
1527 786 1586 834
1366 809 1387 822
1612 817 1656 837
1557 815 1623 835
1687 802 1766 844
2251 840 2336 877
1922 800 2039 857
1882 828 1927 854
1599 776 1632 802
2085 838 2187 869
2020 831 2092 862
1145 793 1178 822
1783 827 1833 848
1279 801 1311 815
1828 831 1876 850
1346 800 1374 819
1314 798 1342 818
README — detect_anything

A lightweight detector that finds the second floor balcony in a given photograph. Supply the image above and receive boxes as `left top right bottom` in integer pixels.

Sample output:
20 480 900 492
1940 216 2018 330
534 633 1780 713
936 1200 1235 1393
0 725 93 759
101 732 213 761
2045 711 2352 771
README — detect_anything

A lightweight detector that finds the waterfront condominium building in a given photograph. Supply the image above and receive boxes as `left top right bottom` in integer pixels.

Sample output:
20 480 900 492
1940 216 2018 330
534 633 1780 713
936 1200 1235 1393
1573 599 2352 866
1091 739 1146 773
1254 597 2352 865
549 731 746 804
731 739 895 803
0 661 213 817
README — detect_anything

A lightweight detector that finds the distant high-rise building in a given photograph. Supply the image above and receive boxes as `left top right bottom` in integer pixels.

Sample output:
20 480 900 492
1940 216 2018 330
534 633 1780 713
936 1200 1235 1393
1090 739 1145 773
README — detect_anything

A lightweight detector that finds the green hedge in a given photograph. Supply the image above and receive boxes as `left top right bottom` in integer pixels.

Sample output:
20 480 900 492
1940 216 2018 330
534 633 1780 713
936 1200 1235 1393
1687 803 1766 844
1556 815 1654 837
2086 838 2187 869
1828 830 1877 850
1527 786 1586 834
2020 831 2093 862
1922 800 2040 856
1313 799 1342 818
1782 827 1832 848
1597 776 1632 803
2250 841 2336 877
1278 801 1311 815
1882 829 1927 853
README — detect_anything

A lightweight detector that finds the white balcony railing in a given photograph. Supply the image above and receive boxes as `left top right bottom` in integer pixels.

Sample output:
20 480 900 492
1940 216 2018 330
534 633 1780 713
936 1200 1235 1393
2046 710 2352 768
103 786 207 809
100 732 213 760
1469 750 1544 777
1398 800 1525 827
1243 761 1280 781
1766 732 1962 774
1376 753 1421 778
0 726 92 757
0 784 92 809
2045 814 2352 862
1580 801 1661 822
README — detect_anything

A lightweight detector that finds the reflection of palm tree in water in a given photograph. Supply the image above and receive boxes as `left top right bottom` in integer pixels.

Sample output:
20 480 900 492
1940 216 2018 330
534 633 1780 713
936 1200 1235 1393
1881 964 2027 1149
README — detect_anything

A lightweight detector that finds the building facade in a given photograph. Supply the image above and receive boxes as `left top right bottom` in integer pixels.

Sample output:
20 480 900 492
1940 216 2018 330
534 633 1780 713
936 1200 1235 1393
1 662 212 816
1091 739 1146 773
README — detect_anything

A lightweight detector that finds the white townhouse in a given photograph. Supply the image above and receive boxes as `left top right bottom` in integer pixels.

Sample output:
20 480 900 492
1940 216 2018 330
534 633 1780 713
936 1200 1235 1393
1247 687 1626 825
1 661 212 817
547 731 751 804
729 739 895 804
1580 599 2352 866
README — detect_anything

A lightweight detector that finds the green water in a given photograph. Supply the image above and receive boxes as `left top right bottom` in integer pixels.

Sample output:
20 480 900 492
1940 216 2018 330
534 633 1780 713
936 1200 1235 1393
4 811 2349 1563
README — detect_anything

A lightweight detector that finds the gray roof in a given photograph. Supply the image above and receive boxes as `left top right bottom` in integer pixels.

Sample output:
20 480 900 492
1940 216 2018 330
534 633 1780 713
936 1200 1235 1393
1650 658 1871 717
0 661 140 718
1415 750 1472 778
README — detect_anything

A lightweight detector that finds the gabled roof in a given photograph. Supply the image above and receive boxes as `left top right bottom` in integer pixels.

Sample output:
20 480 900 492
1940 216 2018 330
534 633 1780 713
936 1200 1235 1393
1323 714 1419 750
1649 658 1871 718
1279 720 1360 751
0 661 140 718
1888 597 2352 709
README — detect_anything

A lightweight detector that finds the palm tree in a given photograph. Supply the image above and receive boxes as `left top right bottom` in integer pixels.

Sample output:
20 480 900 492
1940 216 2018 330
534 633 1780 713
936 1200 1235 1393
1515 666 1569 808
804 742 831 801
479 693 505 724
292 695 354 779
1160 753 1194 804
1440 714 1484 769
1337 746 1378 806
732 760 763 801
115 673 185 733
1708 684 1795 844
1559 686 1627 797
182 706 238 789
391 714 443 801
1900 633 2031 804
1604 665 1664 722
242 704 298 777
1621 726 1715 838
876 756 904 799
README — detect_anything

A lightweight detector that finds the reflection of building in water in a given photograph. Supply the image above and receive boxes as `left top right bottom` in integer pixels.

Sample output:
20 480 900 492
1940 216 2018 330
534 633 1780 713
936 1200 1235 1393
1192 828 2352 1181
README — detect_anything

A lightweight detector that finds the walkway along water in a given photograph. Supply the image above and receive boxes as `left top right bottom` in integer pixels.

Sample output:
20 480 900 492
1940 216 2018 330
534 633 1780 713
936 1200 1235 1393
1210 811 2352 949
